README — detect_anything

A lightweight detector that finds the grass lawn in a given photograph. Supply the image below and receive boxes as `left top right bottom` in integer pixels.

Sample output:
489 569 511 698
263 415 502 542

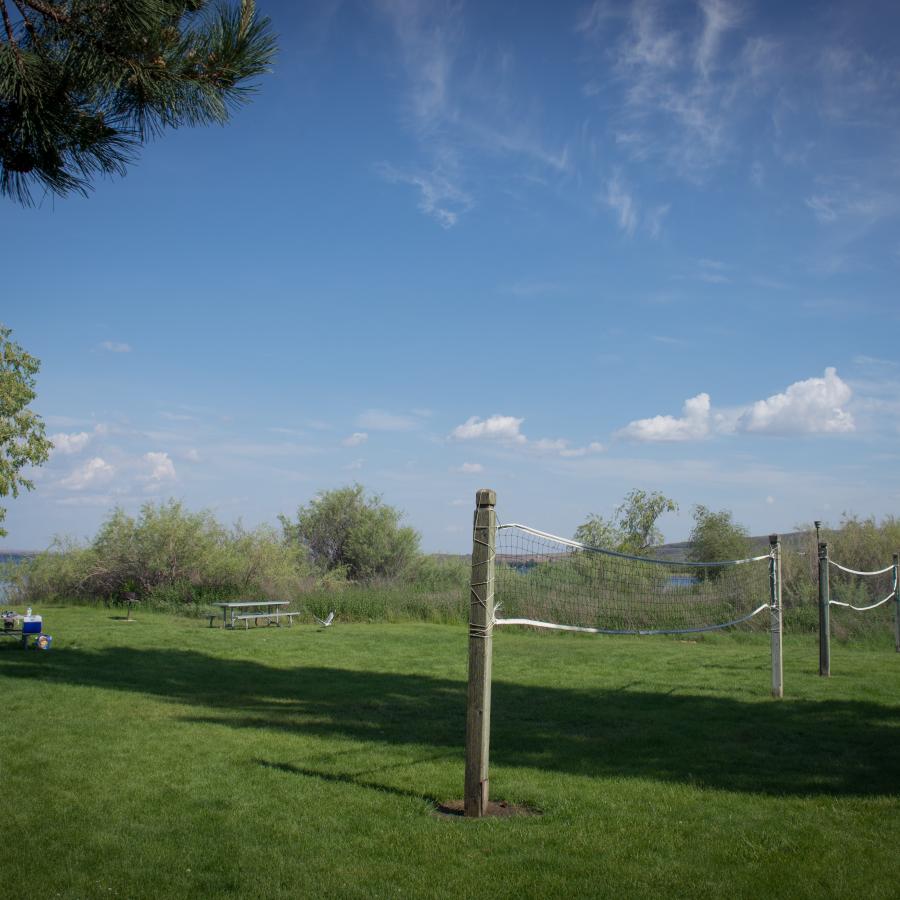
2 606 899 899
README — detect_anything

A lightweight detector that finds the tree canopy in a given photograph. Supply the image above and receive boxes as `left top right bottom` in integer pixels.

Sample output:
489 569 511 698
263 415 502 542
575 489 678 555
686 504 752 564
0 0 275 204
280 485 420 583
0 324 51 536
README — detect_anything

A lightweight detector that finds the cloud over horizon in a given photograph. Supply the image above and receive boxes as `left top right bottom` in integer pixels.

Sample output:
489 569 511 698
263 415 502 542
618 368 855 441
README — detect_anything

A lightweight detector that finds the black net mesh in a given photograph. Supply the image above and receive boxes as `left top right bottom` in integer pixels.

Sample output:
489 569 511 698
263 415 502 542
494 524 772 634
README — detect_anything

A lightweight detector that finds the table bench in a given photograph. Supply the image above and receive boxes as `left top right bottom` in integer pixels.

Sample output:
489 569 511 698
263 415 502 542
210 601 294 629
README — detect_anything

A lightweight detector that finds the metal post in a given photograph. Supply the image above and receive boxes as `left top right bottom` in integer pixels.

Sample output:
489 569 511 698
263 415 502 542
894 552 900 654
465 489 496 818
769 534 783 698
818 542 830 676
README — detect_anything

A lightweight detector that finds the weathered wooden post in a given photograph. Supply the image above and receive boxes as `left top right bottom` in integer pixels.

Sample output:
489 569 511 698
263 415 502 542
818 542 830 676
894 552 900 654
769 534 783 698
465 488 496 818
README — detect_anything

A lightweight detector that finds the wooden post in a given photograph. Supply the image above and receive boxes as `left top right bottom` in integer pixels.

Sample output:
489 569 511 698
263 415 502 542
894 553 900 654
769 534 783 698
818 542 830 677
465 488 496 818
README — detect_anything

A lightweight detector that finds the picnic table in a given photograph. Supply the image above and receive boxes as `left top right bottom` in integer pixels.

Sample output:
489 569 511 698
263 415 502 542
211 600 297 629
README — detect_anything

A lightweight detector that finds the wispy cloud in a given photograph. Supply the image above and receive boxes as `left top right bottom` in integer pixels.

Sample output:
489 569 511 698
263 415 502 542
376 0 571 226
342 432 369 447
357 409 418 431
605 171 638 236
99 341 131 353
376 161 473 228
450 414 604 459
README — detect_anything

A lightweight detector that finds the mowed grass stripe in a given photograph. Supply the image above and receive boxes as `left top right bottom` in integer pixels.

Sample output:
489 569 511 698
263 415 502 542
2 607 899 899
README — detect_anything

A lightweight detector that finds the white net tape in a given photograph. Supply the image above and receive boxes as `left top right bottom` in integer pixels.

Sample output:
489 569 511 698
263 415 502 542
493 523 772 636
827 559 898 612
828 560 894 577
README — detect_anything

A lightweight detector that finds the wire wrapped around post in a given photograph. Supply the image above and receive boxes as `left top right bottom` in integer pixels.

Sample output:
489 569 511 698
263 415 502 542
465 488 496 818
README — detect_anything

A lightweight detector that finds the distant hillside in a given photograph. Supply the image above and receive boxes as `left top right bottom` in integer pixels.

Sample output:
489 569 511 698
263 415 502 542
652 531 810 562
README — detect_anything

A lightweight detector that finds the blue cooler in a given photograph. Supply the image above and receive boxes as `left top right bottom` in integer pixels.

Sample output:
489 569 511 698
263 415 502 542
22 615 42 634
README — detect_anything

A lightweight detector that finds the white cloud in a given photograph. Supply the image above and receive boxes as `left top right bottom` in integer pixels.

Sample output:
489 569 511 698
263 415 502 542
618 392 712 442
60 457 115 490
617 369 855 442
737 367 854 435
806 195 837 223
99 341 131 353
143 452 177 483
559 441 605 458
454 462 484 474
696 0 742 78
376 162 473 229
605 172 638 236
357 409 418 431
451 414 526 443
183 448 201 463
50 431 91 455
342 432 369 447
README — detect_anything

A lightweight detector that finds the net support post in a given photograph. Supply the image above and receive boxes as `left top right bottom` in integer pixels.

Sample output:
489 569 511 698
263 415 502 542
769 534 784 698
818 542 830 677
894 552 900 654
465 488 496 818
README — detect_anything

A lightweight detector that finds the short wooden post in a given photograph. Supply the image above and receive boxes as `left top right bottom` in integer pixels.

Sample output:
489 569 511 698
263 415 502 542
769 534 783 698
818 542 830 676
894 553 900 654
465 488 496 818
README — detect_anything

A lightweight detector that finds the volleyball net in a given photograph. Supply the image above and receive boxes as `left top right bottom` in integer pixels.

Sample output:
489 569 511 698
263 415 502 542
493 523 773 636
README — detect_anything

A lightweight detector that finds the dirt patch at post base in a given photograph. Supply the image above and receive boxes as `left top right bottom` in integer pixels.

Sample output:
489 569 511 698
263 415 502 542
434 800 542 819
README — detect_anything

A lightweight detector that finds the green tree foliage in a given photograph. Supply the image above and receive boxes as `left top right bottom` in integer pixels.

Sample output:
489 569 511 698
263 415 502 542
0 324 51 536
280 485 420 582
12 499 308 605
687 505 752 563
575 489 678 555
0 0 276 204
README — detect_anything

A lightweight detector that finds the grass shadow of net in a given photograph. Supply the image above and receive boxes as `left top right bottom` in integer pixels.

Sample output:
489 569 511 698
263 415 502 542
2 646 897 798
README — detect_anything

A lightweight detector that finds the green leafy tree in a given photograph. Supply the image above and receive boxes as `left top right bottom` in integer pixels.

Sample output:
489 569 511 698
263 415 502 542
280 485 420 583
614 489 679 554
0 324 51 536
575 488 678 554
0 0 275 205
686 505 752 563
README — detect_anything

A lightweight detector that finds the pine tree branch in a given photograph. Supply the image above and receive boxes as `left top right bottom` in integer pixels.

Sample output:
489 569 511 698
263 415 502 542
12 0 39 42
0 0 20 54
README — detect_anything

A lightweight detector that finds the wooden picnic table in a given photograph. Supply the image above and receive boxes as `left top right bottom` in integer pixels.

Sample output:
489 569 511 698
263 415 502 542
212 600 290 629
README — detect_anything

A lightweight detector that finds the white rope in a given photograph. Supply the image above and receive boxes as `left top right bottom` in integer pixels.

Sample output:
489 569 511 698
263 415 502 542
828 559 894 577
494 603 770 636
497 523 771 568
829 593 896 612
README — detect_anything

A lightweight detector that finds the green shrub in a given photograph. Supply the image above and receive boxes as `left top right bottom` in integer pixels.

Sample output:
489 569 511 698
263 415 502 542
280 484 420 582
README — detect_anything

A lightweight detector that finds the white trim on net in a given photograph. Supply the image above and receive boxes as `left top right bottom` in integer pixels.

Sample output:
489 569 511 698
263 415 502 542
494 603 770 636
497 523 771 568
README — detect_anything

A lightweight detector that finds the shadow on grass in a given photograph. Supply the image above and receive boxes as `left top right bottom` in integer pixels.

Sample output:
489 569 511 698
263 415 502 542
2 646 898 798
257 759 443 805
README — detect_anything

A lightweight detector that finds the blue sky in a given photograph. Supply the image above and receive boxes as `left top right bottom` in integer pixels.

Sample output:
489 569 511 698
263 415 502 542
3 0 900 552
